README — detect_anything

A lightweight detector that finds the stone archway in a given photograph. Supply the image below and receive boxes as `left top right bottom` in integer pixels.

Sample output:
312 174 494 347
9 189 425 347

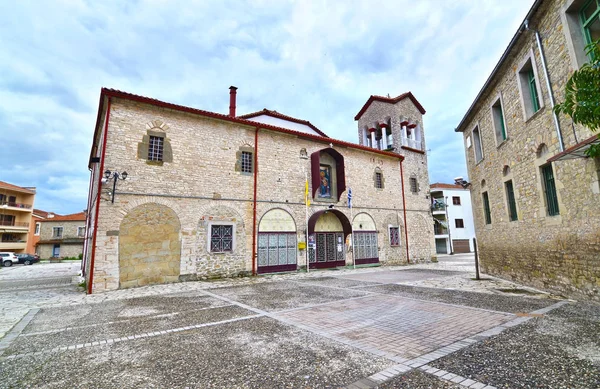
352 213 379 265
257 208 298 274
307 209 350 269
119 203 181 289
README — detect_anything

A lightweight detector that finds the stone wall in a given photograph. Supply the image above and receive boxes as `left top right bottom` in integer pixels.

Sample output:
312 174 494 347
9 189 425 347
38 243 83 260
86 95 435 293
458 0 600 300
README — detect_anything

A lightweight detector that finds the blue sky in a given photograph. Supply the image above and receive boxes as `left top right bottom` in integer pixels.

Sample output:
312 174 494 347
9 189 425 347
0 0 534 214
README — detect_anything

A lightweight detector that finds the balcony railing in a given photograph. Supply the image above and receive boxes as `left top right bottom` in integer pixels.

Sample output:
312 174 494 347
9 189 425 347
431 202 446 212
0 201 32 209
0 221 29 227
401 137 423 151
434 225 448 235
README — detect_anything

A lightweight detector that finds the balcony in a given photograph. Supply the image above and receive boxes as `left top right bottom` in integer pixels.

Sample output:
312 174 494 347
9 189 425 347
434 225 448 236
0 242 26 250
0 201 33 212
0 220 29 228
400 137 423 152
431 200 446 215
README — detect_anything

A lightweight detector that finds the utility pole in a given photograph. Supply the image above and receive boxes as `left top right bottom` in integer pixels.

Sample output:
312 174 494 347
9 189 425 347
445 196 453 255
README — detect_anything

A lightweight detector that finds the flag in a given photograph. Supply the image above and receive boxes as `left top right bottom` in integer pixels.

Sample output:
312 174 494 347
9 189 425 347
305 179 310 206
347 187 352 208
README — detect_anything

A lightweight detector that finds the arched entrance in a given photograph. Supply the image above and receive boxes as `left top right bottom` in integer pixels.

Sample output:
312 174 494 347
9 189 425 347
257 209 297 274
119 203 181 289
308 209 351 269
352 213 379 265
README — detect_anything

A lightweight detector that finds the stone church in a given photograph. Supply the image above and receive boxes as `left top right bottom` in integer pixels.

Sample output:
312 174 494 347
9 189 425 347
83 87 434 293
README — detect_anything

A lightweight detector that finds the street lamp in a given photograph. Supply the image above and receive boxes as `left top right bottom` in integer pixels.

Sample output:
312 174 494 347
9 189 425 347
104 170 128 203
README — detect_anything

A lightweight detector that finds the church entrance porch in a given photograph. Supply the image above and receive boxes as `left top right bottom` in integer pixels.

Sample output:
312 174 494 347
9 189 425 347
307 209 351 269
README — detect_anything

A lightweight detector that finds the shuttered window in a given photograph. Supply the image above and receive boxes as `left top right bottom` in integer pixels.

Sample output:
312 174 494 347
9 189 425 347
541 164 559 216
505 180 518 221
482 192 492 225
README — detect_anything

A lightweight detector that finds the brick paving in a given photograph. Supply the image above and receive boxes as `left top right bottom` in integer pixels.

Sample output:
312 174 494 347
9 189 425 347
276 294 514 360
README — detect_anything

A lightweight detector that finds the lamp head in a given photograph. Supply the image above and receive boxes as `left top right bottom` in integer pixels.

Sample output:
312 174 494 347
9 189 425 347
104 170 111 179
121 171 128 180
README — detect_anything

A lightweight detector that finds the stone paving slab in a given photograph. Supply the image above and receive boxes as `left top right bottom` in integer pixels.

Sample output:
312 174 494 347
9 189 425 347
3 305 253 356
337 269 464 284
276 294 514 359
0 317 393 389
295 276 383 289
22 292 230 333
359 284 557 314
208 280 368 312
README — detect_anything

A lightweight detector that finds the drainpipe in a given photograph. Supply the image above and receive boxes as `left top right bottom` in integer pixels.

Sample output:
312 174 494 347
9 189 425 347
88 97 111 294
525 20 565 152
251 127 259 276
399 160 410 263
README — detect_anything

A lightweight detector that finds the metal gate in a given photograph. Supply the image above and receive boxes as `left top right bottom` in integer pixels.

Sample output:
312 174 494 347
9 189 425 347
309 232 345 269
353 232 379 265
257 232 297 274
435 239 448 254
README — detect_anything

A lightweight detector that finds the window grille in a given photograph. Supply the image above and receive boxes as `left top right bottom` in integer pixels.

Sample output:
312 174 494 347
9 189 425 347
375 172 383 189
241 151 253 173
389 227 400 246
148 136 164 161
211 225 233 252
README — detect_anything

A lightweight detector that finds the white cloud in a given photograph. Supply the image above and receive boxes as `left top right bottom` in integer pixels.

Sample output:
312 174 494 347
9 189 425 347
0 0 535 213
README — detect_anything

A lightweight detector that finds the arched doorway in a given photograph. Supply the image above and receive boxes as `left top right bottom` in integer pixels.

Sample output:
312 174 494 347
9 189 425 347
257 209 297 274
307 209 351 269
352 213 379 265
119 203 181 289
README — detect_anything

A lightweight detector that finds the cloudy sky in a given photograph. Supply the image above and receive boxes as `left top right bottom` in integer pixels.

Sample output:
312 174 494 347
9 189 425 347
0 0 534 215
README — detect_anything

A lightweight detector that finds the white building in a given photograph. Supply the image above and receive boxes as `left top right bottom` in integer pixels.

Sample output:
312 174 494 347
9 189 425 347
430 183 475 254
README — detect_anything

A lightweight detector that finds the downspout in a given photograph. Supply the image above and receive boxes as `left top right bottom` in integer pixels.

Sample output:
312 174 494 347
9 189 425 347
88 97 111 294
251 127 259 276
399 160 410 264
81 167 94 276
525 19 565 152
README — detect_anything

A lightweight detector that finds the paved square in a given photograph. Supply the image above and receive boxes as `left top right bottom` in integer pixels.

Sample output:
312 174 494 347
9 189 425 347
276 294 514 359
337 269 464 284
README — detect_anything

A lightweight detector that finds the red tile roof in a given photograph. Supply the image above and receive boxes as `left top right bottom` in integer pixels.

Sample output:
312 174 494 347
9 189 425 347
90 88 404 168
0 181 36 194
354 92 426 121
32 209 54 219
430 183 465 190
41 212 86 222
238 109 329 138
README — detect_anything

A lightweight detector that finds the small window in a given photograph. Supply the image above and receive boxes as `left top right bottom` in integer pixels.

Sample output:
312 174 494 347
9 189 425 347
241 151 253 174
452 196 461 206
77 226 86 238
473 126 483 163
375 172 383 188
505 180 518 221
148 136 164 161
210 225 233 252
482 192 492 225
455 219 464 228
389 227 400 246
527 68 541 113
491 97 507 144
34 222 40 236
409 177 418 193
541 164 560 216
52 227 63 238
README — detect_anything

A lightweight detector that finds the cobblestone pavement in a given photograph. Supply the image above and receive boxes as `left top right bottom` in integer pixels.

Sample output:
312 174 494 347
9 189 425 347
1 258 591 388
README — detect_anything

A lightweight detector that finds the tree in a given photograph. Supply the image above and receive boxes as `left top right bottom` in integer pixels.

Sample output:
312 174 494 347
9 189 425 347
554 40 600 157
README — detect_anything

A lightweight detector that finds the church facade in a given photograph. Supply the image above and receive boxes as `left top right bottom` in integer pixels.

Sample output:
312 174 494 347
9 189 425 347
83 87 434 293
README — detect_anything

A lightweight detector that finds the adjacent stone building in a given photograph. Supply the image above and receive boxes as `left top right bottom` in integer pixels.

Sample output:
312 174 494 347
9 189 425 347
456 0 600 300
37 212 86 259
83 87 435 293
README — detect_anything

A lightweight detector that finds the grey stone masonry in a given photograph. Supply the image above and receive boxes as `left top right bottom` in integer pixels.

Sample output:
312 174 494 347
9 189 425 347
456 0 600 301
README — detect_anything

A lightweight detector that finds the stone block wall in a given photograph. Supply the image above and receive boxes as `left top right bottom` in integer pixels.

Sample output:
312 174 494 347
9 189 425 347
458 0 600 300
86 95 435 293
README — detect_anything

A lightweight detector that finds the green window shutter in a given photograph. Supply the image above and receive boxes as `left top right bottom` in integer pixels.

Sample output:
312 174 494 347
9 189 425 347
580 0 600 60
505 180 518 221
528 68 540 112
482 192 492 225
542 165 560 216
499 106 506 140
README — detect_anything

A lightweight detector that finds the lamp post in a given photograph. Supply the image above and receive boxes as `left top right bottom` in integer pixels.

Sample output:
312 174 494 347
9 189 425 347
104 170 128 203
